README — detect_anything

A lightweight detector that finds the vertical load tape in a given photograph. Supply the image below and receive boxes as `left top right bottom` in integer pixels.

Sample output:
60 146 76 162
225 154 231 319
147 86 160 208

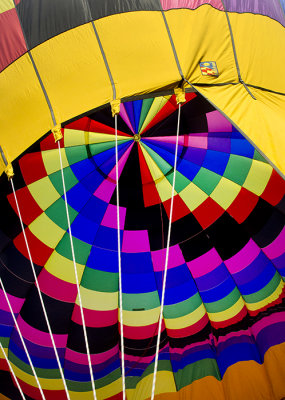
0 146 14 179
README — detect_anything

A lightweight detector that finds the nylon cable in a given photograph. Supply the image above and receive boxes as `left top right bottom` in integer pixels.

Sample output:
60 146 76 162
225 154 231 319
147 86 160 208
10 178 71 400
57 141 97 400
150 104 182 400
0 275 45 400
0 341 26 400
114 114 126 400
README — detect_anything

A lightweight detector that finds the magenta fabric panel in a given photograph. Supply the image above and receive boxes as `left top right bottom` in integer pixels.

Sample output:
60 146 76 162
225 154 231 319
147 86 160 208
0 8 27 72
161 0 224 11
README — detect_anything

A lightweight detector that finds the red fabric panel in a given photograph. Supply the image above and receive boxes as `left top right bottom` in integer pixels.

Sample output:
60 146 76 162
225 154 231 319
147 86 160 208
19 152 47 185
0 8 26 71
227 187 259 224
163 194 190 222
210 306 247 329
7 187 43 225
14 227 53 266
138 144 161 207
261 170 285 206
193 197 224 229
40 132 63 151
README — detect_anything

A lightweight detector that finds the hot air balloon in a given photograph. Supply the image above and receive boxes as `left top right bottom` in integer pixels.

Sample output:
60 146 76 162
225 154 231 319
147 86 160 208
0 1 285 400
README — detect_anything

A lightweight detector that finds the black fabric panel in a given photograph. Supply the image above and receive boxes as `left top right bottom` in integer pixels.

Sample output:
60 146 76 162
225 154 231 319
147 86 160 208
67 321 119 353
276 195 285 215
0 370 34 400
145 95 214 138
20 288 74 334
170 213 203 247
89 107 133 136
241 198 273 238
169 322 212 349
0 242 41 284
88 0 161 20
124 329 167 357
179 230 212 262
206 212 250 260
16 0 91 48
252 209 285 248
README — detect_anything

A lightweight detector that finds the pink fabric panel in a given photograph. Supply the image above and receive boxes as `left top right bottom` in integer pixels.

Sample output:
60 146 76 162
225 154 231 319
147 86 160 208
0 8 27 71
161 0 223 11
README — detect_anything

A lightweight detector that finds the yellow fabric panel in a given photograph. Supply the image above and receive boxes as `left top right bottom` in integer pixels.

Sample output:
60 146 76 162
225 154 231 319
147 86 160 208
78 287 118 311
28 176 60 210
29 213 65 248
243 160 272 196
30 22 112 126
179 182 208 211
225 12 285 94
210 177 241 209
45 251 84 284
132 371 176 400
0 0 14 13
0 53 53 165
122 308 160 327
164 7 238 85
194 84 285 176
139 96 171 134
94 12 180 100
68 378 122 400
165 303 206 330
42 148 69 175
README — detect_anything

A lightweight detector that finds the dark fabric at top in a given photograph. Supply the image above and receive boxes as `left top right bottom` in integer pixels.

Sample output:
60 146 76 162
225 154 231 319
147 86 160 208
87 0 161 20
16 0 161 49
16 0 91 48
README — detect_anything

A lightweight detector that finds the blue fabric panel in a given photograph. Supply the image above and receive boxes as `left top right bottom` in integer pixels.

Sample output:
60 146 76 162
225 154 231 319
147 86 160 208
202 150 230 175
93 226 123 251
87 247 118 272
199 276 236 303
66 183 92 211
81 195 108 224
133 100 143 133
71 214 99 244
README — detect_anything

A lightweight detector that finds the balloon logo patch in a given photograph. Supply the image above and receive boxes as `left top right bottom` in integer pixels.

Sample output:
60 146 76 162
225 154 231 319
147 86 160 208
200 61 219 76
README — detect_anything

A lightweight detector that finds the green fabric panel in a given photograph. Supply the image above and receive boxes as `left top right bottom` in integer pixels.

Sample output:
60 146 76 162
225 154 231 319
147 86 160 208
45 197 78 230
126 375 141 389
223 154 252 185
80 267 118 292
66 380 92 392
243 271 281 304
0 337 9 347
8 352 61 379
174 358 221 390
164 293 202 318
65 146 88 165
94 367 122 390
123 291 160 311
166 170 190 192
56 232 91 264
138 98 154 133
49 167 78 195
89 139 129 157
141 142 172 175
204 287 240 313
253 149 267 163
193 167 221 195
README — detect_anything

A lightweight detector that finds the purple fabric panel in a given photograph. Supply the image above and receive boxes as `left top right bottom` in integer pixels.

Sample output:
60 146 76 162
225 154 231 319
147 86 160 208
0 8 27 72
161 0 223 11
223 0 285 26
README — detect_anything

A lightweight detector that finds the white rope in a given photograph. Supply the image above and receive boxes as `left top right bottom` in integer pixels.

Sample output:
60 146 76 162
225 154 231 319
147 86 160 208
57 141 97 400
0 341 26 400
10 178 71 400
115 114 126 400
0 275 45 400
150 103 182 400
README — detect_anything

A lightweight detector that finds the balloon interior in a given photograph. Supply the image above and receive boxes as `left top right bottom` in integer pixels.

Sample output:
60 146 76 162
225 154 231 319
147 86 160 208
0 2 285 400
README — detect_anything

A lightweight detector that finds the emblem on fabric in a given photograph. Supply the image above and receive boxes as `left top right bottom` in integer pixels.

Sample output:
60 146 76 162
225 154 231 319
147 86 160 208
200 61 219 76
